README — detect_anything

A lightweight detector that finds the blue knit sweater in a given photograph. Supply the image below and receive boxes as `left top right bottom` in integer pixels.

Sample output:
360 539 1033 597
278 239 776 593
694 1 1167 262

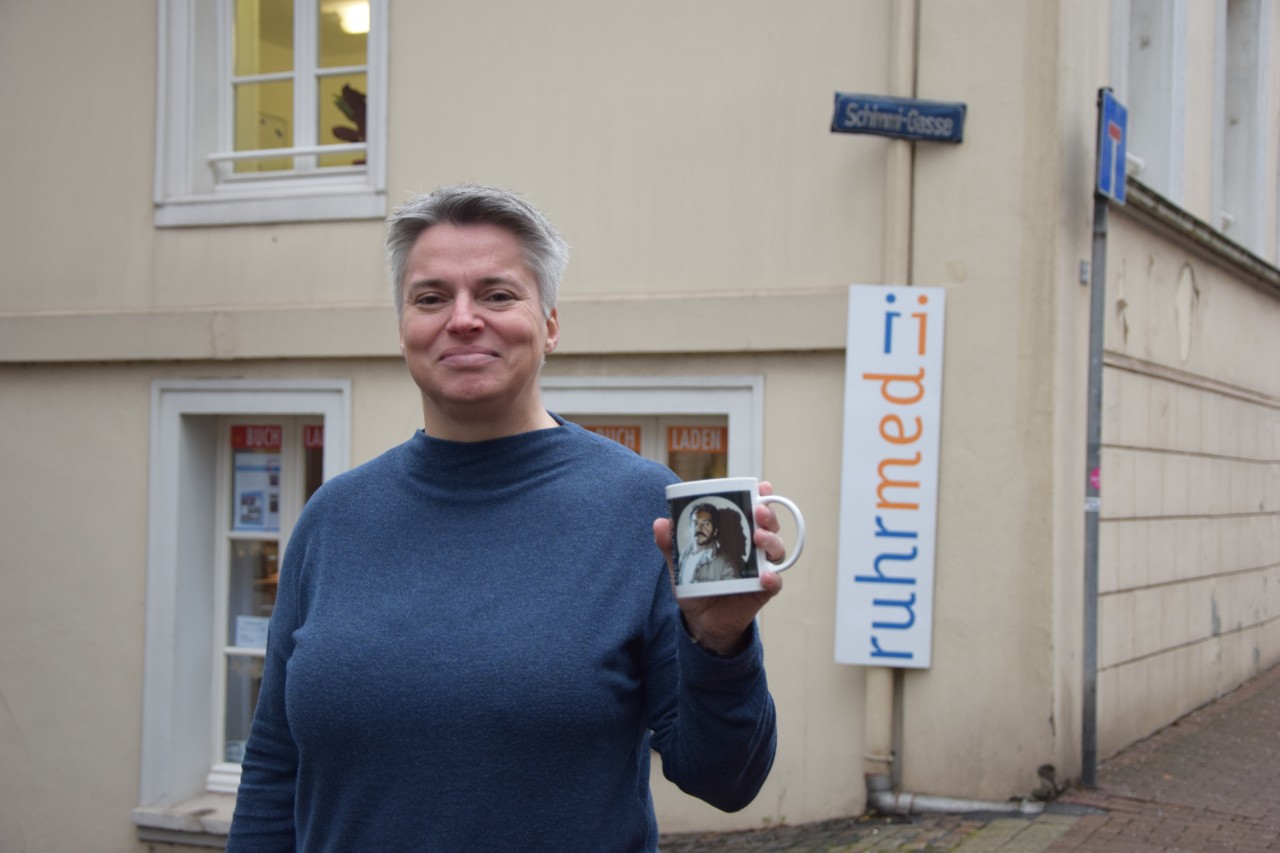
226 419 777 852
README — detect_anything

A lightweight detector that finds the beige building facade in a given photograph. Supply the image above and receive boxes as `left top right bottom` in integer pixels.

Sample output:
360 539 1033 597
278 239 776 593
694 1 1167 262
1 1 1278 850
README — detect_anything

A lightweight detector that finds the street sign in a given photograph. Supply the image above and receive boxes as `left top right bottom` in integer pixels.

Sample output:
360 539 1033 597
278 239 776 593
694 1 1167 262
831 93 966 144
1096 89 1127 204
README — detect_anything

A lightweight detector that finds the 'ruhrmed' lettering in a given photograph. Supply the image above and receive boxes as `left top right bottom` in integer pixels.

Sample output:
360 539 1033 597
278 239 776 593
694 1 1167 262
863 367 926 405
871 592 917 630
876 453 921 510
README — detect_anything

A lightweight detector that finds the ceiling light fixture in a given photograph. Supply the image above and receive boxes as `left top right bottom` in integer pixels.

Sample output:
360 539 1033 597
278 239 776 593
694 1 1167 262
338 2 369 35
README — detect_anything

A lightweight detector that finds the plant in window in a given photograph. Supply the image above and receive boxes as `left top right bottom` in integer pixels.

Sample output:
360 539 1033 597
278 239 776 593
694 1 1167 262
332 84 367 164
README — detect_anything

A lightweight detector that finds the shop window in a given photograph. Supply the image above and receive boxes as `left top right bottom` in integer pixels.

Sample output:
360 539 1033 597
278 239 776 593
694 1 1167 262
541 375 763 479
572 416 730 481
136 380 349 845
209 419 324 792
154 0 387 226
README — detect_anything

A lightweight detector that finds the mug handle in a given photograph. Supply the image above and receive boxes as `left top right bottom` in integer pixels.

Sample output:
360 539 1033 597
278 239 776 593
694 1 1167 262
758 495 805 572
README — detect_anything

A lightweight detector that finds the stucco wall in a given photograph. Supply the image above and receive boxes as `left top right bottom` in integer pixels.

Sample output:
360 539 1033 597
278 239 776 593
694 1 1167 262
1097 212 1280 758
5 0 1280 849
0 350 859 848
0 365 152 853
892 0 1091 800
0 0 892 319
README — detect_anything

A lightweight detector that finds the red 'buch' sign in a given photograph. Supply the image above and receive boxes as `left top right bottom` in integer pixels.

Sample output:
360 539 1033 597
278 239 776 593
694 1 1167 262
584 425 640 453
231 424 283 450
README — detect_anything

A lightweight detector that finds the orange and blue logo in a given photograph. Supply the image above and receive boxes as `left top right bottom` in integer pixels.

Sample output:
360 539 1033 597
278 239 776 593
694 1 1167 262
835 285 946 668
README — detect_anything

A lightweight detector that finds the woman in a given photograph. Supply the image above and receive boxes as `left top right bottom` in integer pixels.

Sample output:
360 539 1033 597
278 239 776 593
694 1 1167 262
226 185 787 852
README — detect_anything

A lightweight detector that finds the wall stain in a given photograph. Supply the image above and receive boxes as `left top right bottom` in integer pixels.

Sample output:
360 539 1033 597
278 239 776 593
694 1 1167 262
1174 264 1199 363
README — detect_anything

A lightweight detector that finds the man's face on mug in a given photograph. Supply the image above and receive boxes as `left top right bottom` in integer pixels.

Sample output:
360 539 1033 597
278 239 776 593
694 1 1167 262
692 511 716 546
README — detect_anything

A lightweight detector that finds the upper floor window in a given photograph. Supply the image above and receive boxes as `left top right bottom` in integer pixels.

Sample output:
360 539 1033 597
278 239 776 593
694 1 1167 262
154 0 387 227
1112 0 1187 203
1216 0 1272 255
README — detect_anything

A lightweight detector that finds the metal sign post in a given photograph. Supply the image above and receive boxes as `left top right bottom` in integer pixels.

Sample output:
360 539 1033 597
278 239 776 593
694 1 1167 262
1083 87 1127 789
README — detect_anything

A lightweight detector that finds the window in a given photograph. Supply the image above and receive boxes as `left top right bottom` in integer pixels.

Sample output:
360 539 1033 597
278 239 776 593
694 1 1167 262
1216 0 1272 254
154 0 387 226
135 380 349 844
544 375 765 793
541 375 763 478
209 419 324 793
572 415 730 481
1112 0 1187 201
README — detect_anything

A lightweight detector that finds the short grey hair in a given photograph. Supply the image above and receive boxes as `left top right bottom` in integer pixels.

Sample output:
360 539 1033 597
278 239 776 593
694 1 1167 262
385 185 569 319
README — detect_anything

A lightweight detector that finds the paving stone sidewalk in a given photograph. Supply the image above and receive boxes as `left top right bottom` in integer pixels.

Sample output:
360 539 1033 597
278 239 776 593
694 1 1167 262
659 662 1280 852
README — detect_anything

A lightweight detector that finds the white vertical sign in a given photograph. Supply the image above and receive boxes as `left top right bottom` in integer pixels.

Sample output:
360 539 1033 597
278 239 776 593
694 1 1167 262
835 285 946 668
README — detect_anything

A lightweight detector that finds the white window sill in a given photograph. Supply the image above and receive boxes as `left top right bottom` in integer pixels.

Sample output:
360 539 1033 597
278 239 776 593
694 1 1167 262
155 187 386 227
133 793 234 848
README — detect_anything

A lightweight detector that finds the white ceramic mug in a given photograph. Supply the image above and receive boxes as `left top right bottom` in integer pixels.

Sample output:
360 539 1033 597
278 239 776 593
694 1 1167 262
666 477 806 598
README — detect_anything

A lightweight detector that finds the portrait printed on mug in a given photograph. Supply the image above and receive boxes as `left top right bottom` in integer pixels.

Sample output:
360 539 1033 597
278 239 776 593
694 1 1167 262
670 492 757 587
666 477 807 599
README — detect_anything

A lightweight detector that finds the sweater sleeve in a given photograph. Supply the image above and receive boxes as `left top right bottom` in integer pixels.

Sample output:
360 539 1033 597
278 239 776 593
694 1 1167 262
642 568 778 812
224 535 304 852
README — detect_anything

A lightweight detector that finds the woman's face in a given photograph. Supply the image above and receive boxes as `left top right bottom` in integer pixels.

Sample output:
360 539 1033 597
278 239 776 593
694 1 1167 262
398 222 559 437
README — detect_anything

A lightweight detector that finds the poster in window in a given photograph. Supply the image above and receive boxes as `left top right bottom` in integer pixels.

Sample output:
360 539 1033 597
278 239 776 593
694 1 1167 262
233 452 281 531
234 615 271 649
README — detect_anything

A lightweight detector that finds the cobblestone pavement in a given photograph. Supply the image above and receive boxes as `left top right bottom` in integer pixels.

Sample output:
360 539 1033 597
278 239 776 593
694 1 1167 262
659 663 1280 852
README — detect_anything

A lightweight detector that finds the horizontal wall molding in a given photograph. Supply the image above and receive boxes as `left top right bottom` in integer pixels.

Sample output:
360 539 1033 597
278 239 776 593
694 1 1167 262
0 306 399 363
1098 610 1280 674
1122 180 1280 301
1105 350 1280 410
1098 558 1280 596
0 289 850 364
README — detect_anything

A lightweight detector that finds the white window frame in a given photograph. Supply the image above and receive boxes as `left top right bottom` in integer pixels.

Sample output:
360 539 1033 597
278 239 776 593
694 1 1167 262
154 0 388 227
1112 0 1187 202
540 375 764 476
136 380 349 838
1215 0 1273 254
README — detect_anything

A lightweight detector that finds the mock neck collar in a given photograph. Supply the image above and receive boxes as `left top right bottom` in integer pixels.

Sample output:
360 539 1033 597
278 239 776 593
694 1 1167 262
403 414 573 491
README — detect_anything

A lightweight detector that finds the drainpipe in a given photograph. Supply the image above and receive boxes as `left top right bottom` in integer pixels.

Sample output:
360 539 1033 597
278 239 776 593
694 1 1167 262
862 0 916 799
860 3 1050 819
865 774 1046 816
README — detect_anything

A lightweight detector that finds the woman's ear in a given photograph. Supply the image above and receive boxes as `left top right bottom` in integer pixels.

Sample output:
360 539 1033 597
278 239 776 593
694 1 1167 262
544 308 560 354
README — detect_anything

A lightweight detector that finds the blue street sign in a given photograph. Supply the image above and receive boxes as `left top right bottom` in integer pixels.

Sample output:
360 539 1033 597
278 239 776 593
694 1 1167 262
1096 89 1127 204
831 93 966 144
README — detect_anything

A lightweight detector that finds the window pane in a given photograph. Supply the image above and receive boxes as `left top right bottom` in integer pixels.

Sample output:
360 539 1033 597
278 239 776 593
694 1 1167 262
227 539 279 647
235 80 294 171
667 425 729 481
303 423 325 500
318 0 368 67
229 425 284 529
223 655 266 763
318 73 367 166
235 0 294 76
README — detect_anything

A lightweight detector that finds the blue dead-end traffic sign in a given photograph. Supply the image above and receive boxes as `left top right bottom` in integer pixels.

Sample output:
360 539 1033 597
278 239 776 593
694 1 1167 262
1096 89 1127 204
